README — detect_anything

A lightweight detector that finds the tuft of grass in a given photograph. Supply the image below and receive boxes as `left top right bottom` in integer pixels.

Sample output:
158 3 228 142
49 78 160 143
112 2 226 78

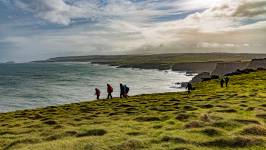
172 147 191 150
201 136 265 148
175 113 190 121
216 109 237 113
76 129 107 137
43 120 57 125
4 138 40 150
212 120 241 130
114 139 144 150
184 121 204 129
233 119 261 125
256 114 266 119
200 104 214 109
199 127 224 136
161 136 187 143
126 132 144 136
134 116 161 122
239 125 266 136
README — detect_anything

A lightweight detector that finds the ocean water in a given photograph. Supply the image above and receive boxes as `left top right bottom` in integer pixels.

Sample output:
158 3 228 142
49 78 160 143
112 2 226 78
0 63 193 112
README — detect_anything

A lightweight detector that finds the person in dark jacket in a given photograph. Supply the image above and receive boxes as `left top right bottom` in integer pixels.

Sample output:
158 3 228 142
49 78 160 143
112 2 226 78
95 88 100 100
120 83 125 98
107 84 113 99
124 85 129 98
225 76 230 87
186 83 193 94
220 78 225 88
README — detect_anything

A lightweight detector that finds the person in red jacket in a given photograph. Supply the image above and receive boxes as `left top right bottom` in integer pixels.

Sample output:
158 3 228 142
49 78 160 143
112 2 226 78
95 88 100 100
107 84 113 99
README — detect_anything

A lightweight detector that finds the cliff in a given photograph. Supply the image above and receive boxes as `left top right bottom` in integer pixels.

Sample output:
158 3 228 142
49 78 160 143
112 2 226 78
248 58 266 70
172 62 218 73
211 61 250 76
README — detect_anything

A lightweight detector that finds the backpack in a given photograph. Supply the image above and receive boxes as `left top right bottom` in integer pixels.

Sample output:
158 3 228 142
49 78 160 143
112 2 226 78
125 86 129 93
108 85 113 93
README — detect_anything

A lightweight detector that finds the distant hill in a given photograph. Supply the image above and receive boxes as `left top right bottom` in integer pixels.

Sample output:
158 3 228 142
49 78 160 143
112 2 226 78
36 53 266 73
38 53 266 64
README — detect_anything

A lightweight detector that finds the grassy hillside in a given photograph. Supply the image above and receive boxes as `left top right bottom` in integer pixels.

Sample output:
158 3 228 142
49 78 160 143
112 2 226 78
1 71 266 150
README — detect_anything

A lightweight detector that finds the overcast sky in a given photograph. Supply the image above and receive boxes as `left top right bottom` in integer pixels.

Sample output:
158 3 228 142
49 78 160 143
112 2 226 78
0 0 266 62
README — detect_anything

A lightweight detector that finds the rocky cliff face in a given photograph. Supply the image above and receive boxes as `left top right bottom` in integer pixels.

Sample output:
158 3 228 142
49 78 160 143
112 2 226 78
172 62 218 73
191 58 266 84
248 58 266 69
211 62 250 76
190 72 211 84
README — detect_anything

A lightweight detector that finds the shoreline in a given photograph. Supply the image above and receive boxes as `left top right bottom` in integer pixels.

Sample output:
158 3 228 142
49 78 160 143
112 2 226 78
34 53 266 75
3 57 266 113
0 63 193 113
1 70 266 149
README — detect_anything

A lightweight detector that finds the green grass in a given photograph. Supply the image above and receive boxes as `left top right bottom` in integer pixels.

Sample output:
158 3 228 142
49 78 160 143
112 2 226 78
1 71 266 150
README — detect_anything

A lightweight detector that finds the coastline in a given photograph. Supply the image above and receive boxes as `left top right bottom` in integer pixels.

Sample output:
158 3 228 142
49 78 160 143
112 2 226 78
35 53 266 75
0 63 194 113
1 70 266 149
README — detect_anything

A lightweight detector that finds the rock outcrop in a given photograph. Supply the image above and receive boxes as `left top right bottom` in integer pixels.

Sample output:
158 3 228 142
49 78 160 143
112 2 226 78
248 58 266 70
211 61 250 76
190 72 211 84
172 62 218 73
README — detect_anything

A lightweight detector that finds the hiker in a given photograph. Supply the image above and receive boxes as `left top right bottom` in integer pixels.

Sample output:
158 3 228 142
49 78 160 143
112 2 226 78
220 78 225 88
120 83 125 98
107 84 113 99
124 85 130 98
225 76 230 87
95 88 100 100
186 82 193 94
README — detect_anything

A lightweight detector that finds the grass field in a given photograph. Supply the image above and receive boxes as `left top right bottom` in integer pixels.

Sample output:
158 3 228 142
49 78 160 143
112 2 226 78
1 71 266 150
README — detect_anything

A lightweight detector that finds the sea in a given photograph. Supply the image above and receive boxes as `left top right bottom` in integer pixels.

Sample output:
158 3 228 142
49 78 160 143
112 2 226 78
0 63 194 112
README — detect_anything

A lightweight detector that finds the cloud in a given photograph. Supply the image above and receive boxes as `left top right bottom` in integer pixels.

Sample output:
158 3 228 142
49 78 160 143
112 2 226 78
131 0 266 53
1 0 266 62
233 0 266 18
13 0 99 25
12 0 176 25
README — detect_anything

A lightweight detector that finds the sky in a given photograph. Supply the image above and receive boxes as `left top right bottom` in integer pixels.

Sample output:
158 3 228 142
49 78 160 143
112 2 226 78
0 0 266 62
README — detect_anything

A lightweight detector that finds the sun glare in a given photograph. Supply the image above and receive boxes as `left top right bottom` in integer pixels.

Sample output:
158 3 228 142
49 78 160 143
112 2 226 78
202 0 224 7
